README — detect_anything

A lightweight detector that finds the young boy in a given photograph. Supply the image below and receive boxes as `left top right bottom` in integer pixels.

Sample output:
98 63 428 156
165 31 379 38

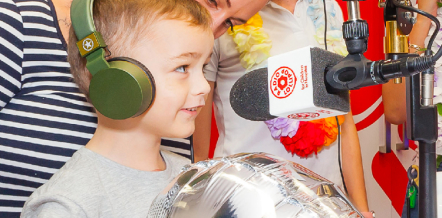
20 0 213 217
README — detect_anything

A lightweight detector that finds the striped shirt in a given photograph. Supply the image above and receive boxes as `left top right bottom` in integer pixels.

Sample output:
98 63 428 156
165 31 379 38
0 0 191 217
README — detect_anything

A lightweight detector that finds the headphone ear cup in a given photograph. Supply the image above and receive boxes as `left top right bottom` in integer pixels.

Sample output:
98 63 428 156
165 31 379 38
89 57 155 120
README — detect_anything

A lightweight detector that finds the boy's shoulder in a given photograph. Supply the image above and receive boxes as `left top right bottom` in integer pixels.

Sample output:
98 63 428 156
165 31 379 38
32 149 190 200
22 147 110 217
32 147 104 194
22 149 191 217
41 147 103 186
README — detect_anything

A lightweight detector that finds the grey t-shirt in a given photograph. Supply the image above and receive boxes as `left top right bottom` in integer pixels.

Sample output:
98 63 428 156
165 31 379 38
21 147 190 218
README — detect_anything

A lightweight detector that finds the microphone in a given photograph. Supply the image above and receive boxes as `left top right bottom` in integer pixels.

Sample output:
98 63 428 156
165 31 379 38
230 45 434 122
230 47 350 121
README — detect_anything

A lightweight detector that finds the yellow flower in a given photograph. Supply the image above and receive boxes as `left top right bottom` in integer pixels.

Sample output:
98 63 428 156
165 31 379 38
228 13 272 70
228 13 263 33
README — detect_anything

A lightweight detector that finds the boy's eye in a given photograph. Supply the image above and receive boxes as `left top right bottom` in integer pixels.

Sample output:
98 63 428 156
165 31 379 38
175 66 187 73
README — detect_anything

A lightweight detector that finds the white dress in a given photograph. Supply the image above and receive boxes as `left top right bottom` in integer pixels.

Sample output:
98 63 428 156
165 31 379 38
204 0 347 187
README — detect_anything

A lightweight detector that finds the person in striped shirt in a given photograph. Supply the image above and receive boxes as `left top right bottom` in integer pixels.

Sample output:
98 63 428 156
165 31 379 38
20 0 213 216
0 0 94 216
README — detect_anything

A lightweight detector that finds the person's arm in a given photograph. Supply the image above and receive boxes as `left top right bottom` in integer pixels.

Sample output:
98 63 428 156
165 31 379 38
193 81 215 162
328 2 369 214
408 0 437 55
193 40 220 162
382 0 437 124
382 80 407 124
340 111 370 214
0 1 24 110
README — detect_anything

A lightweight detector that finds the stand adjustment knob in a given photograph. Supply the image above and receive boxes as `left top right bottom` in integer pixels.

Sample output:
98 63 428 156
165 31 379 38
342 20 369 40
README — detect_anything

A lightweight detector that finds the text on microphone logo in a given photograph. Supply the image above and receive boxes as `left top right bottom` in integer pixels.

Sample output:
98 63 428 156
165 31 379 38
287 112 320 119
300 65 308 90
317 109 333 114
270 66 296 99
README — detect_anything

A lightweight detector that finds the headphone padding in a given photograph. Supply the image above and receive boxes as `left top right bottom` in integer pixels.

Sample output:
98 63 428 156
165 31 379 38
89 57 155 119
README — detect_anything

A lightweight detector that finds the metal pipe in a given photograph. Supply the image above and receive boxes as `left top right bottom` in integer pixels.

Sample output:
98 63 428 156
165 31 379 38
347 1 361 21
419 141 437 218
421 73 434 106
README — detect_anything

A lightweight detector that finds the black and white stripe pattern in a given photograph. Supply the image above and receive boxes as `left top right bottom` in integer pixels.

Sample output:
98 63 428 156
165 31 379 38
0 1 191 216
161 137 191 158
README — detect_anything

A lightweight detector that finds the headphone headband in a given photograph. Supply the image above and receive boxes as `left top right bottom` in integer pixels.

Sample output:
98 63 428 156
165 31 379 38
71 0 109 76
71 0 95 39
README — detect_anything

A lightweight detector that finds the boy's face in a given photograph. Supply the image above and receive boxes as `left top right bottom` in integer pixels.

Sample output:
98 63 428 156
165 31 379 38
195 0 269 38
132 19 213 139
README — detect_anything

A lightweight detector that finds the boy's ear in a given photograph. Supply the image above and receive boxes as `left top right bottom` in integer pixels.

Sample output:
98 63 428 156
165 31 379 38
70 0 156 120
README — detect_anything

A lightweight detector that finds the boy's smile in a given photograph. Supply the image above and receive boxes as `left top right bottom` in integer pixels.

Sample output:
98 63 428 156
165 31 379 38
131 19 214 138
181 106 202 114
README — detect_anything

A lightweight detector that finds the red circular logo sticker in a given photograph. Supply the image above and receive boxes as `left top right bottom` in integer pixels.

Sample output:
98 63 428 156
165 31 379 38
287 112 320 119
270 66 297 99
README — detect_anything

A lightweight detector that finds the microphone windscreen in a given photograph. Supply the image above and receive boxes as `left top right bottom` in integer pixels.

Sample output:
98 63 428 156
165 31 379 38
230 47 350 122
230 68 276 121
310 47 350 112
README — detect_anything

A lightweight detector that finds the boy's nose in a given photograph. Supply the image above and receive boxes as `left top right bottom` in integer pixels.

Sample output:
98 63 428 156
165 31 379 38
194 72 211 96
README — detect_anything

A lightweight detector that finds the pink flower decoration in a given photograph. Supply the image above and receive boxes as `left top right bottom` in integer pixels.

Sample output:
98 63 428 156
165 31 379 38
264 118 300 139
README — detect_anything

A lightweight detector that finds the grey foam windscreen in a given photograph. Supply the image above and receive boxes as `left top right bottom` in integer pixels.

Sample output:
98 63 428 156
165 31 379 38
310 47 350 112
230 47 350 122
230 68 276 121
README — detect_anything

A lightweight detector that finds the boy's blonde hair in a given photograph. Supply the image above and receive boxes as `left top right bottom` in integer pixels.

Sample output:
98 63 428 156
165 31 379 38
68 0 212 99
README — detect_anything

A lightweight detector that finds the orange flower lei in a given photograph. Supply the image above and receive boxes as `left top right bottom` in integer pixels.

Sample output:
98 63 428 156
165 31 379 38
279 116 345 158
310 116 345 147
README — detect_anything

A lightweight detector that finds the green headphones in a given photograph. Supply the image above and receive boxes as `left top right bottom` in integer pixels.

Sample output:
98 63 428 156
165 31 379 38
70 0 155 120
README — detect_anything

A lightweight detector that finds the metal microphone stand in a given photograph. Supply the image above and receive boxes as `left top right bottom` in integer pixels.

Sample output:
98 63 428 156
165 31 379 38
381 1 438 217
381 0 438 217
342 0 438 217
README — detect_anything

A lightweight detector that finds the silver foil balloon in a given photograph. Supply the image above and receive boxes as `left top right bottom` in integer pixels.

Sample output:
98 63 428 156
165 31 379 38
148 152 363 218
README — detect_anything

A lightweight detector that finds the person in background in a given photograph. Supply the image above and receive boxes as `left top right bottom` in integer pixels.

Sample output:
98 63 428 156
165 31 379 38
194 0 373 216
192 0 272 164
20 0 212 216
0 1 96 216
